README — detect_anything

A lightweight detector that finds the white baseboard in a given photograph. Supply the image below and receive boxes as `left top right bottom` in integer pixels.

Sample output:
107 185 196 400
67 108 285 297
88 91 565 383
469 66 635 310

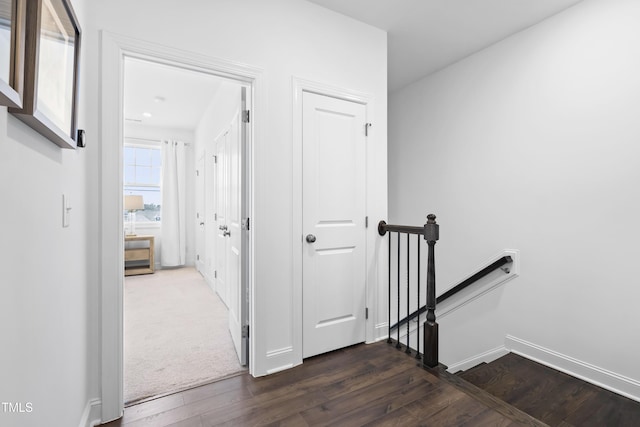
372 334 390 344
266 364 294 375
446 345 509 373
78 398 102 427
264 346 295 375
506 335 640 403
371 322 389 343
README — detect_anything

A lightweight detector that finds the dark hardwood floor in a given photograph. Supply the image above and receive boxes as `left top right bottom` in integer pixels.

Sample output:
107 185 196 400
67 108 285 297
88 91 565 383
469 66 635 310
458 353 640 427
99 342 528 427
99 343 640 426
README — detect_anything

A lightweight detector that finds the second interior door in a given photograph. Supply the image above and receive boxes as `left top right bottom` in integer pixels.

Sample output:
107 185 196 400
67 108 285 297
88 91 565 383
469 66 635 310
302 91 367 358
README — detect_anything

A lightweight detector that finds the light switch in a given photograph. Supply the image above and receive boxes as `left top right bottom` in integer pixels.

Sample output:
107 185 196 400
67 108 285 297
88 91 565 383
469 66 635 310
63 194 71 228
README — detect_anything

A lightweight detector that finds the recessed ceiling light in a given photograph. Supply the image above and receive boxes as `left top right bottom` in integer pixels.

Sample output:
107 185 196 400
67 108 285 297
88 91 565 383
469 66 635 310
142 112 152 118
154 96 165 103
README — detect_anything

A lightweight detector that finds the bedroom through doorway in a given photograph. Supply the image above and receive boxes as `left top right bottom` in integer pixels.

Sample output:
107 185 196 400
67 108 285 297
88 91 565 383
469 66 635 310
122 57 250 405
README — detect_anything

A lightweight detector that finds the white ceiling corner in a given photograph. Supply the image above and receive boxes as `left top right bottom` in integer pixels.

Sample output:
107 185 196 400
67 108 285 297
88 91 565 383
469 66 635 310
307 0 585 92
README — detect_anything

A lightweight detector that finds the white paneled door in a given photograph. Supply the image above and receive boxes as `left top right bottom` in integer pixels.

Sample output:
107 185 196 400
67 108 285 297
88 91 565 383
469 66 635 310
214 127 229 307
195 153 205 274
227 88 247 366
205 148 216 284
302 91 367 358
215 87 250 366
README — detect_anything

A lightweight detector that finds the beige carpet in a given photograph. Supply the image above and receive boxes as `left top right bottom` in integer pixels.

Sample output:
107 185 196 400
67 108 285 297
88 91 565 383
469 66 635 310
124 267 245 404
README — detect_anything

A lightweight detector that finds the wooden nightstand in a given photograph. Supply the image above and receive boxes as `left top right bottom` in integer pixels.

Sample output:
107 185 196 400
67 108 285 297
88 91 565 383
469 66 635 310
124 235 155 276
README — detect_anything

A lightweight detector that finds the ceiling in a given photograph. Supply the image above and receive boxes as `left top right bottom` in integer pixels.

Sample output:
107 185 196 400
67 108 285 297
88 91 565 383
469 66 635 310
124 1 586 130
308 0 584 92
124 58 224 130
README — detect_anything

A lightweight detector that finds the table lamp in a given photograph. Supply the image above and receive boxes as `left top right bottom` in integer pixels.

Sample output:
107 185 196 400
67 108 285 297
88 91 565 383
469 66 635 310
124 195 144 235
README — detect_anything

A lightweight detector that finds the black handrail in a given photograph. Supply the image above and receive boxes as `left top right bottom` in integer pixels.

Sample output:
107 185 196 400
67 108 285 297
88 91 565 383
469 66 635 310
437 256 512 303
378 221 424 236
389 255 513 332
380 216 514 369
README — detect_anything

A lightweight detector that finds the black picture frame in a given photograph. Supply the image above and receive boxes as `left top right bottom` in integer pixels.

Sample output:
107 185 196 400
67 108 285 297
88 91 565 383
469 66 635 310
9 0 81 149
0 0 25 108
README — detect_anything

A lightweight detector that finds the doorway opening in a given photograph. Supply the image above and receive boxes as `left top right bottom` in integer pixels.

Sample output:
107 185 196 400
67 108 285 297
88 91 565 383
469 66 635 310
122 56 251 405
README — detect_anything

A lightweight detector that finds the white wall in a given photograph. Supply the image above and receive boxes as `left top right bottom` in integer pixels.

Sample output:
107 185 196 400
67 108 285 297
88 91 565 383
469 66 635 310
88 0 387 398
195 82 241 159
0 1 94 426
390 0 640 394
124 124 197 268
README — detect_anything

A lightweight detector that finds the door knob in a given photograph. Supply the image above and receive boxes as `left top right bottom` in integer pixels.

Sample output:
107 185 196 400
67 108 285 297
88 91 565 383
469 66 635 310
223 230 231 237
306 234 316 243
200 222 205 226
219 225 227 230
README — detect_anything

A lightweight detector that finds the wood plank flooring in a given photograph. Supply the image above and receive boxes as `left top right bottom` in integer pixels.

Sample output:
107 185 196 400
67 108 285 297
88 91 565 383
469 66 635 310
458 353 640 427
100 343 640 426
99 342 523 427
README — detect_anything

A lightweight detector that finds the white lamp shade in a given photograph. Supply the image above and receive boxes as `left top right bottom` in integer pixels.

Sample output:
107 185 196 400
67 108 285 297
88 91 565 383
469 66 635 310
124 195 144 211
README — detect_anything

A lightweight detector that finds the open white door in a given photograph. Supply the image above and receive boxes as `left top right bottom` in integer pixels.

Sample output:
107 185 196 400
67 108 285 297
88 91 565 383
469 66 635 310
214 131 229 306
227 87 250 366
302 91 367 358
205 148 216 284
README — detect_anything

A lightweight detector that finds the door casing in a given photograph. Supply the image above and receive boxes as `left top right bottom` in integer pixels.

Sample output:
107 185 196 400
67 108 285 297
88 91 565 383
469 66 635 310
99 31 261 423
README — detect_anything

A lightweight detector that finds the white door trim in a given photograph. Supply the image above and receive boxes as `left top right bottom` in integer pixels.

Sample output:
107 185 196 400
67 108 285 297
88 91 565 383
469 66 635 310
292 77 375 364
99 31 262 423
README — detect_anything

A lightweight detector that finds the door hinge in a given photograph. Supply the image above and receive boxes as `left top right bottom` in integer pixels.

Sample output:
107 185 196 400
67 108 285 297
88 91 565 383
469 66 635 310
365 123 372 136
213 155 217 164
214 270 217 279
365 216 369 228
214 213 218 221
365 307 369 319
242 324 249 338
242 110 250 123
196 169 200 176
196 254 200 261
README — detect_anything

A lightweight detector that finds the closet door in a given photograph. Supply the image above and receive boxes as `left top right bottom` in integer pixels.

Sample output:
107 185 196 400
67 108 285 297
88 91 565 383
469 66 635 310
302 91 367 358
214 129 229 306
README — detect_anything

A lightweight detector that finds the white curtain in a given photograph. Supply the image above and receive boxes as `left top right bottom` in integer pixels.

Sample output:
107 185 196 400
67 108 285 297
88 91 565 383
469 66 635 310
161 140 186 267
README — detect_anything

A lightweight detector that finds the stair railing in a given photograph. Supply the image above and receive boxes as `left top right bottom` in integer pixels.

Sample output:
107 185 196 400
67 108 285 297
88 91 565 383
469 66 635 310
379 215 515 369
378 214 440 368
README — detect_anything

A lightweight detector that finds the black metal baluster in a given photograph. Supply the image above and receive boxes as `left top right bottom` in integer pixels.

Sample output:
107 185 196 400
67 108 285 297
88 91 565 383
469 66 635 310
387 230 392 344
406 233 411 354
396 232 401 349
416 236 421 360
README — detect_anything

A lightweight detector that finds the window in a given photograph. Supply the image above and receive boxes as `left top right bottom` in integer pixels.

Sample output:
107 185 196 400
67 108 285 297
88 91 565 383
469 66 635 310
124 145 162 223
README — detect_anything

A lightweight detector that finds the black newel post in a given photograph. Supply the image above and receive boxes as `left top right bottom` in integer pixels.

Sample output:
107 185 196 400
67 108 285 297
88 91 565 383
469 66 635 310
423 214 439 368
